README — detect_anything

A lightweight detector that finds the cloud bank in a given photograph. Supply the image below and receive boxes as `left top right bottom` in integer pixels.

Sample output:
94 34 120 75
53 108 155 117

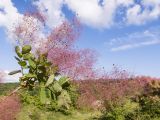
0 0 160 30
0 0 22 29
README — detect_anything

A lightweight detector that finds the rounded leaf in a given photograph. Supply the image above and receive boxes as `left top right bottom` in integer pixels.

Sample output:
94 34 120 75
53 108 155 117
22 45 31 54
18 61 27 67
23 53 34 60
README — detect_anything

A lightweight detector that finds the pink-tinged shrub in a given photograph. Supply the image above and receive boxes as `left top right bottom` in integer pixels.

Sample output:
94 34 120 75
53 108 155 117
48 48 97 80
0 94 21 120
13 13 97 80
100 64 135 80
76 76 154 110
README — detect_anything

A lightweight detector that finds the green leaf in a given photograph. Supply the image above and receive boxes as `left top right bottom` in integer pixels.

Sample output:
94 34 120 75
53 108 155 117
8 70 21 75
57 90 71 109
37 73 44 80
50 81 62 93
22 45 31 54
23 53 34 60
15 46 22 58
58 77 70 86
45 62 52 67
20 76 28 81
45 74 54 87
37 65 46 73
18 61 27 67
28 59 36 69
24 73 36 78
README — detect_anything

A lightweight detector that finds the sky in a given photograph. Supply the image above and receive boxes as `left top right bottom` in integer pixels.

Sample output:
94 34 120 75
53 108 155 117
0 0 160 82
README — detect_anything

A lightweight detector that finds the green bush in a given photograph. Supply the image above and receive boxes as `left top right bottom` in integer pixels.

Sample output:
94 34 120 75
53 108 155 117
100 99 139 120
9 45 79 113
100 80 160 120
18 82 79 114
133 80 160 119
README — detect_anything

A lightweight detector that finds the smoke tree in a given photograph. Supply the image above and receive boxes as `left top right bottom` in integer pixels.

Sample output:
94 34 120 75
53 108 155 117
13 12 97 80
7 12 98 111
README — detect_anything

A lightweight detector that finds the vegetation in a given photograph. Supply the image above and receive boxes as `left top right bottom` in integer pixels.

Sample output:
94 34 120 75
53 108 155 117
8 44 79 113
16 105 101 120
1 77 160 120
0 83 18 96
0 12 160 120
100 79 160 120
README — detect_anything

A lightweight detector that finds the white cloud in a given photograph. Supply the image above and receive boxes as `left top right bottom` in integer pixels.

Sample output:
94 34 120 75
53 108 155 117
33 0 134 29
107 27 160 51
0 70 20 83
33 0 160 28
0 0 22 29
116 0 134 6
33 0 65 28
111 40 160 51
64 0 135 28
0 0 160 30
126 0 160 25
64 0 117 28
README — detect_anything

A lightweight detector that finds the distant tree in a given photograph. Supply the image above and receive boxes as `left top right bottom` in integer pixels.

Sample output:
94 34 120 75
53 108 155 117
13 12 97 80
0 70 5 83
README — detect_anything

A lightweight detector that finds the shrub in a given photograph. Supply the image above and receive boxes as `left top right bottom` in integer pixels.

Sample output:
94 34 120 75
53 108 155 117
9 45 78 113
99 79 160 120
76 78 147 110
100 99 139 120
134 80 160 119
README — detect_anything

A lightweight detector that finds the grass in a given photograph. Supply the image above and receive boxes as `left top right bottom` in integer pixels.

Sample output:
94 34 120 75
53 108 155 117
0 83 18 96
16 105 102 120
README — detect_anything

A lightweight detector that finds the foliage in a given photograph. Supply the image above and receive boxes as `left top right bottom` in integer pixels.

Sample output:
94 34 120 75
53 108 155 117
100 79 160 120
1 78 160 120
9 45 76 112
132 80 160 119
100 99 139 120
16 104 102 120
77 78 147 110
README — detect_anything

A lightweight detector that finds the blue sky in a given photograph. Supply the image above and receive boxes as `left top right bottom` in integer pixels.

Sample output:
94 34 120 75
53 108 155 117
0 0 160 81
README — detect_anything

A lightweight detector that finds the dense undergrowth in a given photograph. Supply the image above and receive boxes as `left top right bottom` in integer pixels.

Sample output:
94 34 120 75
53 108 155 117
0 77 160 120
